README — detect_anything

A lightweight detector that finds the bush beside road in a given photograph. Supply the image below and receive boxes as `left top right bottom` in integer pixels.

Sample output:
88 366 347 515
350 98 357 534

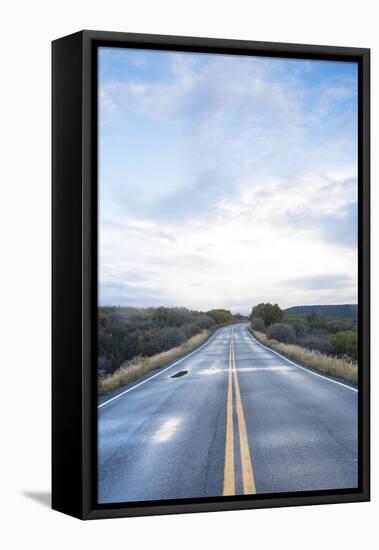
250 329 357 385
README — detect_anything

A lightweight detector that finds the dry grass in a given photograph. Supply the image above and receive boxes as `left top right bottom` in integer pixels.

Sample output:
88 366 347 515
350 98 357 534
251 330 358 385
98 330 211 396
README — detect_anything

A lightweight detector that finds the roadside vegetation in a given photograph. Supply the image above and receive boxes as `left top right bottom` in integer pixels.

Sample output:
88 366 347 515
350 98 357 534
98 306 236 395
249 303 358 385
98 329 211 395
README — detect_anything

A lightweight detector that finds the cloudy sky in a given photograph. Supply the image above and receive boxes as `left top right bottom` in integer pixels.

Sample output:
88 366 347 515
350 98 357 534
98 47 358 314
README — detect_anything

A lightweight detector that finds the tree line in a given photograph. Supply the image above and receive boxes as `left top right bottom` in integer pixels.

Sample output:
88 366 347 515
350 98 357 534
250 303 358 361
98 306 234 377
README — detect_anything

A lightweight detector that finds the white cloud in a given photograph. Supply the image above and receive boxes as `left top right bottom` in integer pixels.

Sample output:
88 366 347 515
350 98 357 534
99 51 358 311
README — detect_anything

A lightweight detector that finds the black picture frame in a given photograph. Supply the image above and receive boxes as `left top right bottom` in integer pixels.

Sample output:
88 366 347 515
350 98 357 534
52 30 370 520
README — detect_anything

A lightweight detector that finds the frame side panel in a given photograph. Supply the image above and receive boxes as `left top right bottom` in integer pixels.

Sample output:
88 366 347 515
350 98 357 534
52 32 84 518
360 50 370 500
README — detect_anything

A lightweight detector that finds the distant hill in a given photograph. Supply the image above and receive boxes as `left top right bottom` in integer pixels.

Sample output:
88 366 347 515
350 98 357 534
285 304 357 320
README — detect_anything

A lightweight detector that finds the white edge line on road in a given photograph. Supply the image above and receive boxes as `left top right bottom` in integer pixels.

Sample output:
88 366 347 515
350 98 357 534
98 327 224 409
244 328 358 392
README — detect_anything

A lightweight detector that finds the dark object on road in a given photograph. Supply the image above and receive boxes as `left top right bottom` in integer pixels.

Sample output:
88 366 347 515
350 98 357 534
170 370 189 378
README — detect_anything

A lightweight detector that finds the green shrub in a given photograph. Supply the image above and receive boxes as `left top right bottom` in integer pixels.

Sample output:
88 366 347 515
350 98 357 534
282 313 308 336
267 323 296 344
327 319 356 334
306 311 327 330
250 303 283 327
207 309 233 324
297 333 333 354
251 317 265 332
331 331 358 360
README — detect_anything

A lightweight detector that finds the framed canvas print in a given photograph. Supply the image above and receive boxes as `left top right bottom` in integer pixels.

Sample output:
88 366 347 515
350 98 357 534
52 30 370 520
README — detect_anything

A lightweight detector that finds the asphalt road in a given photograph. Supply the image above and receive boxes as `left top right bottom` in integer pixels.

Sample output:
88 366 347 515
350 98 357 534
98 324 358 504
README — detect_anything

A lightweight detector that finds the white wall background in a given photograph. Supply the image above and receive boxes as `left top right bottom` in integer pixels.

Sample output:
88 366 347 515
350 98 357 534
0 1 376 548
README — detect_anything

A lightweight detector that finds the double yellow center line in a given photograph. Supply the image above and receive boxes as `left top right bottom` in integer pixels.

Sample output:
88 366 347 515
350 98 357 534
223 329 256 496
